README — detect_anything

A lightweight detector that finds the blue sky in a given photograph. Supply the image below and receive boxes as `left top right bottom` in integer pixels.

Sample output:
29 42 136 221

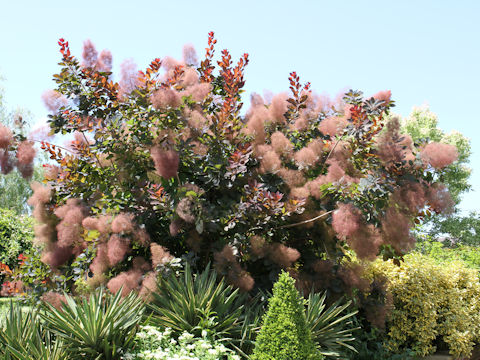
1 0 479 212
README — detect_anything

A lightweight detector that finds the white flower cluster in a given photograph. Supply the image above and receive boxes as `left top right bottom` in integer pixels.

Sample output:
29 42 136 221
122 326 241 360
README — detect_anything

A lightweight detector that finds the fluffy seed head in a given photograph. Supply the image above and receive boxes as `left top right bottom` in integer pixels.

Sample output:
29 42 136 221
90 243 109 274
41 244 72 268
18 163 34 179
151 147 179 179
267 243 300 268
41 292 67 310
139 272 158 300
381 207 415 253
182 44 198 66
332 203 362 238
259 150 281 173
134 227 151 247
268 92 288 122
319 116 347 137
119 59 139 96
82 39 98 68
151 88 182 109
278 168 305 188
107 270 142 296
0 125 13 149
150 243 173 267
111 213 135 234
0 151 13 175
270 131 293 155
346 225 382 260
169 219 182 236
176 197 196 223
184 83 211 103
42 90 67 113
97 49 112 72
294 147 317 168
425 183 455 214
421 142 459 169
107 235 130 266
372 90 392 104
244 106 268 143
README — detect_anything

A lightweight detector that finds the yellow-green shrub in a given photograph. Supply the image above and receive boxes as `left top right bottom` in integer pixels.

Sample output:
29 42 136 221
366 254 480 358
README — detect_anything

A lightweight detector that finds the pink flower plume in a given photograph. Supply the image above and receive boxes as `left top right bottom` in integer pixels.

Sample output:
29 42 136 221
421 142 458 169
151 147 179 179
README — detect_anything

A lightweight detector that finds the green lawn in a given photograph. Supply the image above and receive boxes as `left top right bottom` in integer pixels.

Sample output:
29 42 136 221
0 297 32 327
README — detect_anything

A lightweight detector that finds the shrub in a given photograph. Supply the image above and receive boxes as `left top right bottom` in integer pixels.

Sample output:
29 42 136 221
346 324 414 360
252 271 322 360
366 254 480 358
0 208 34 269
5 245 55 300
40 288 144 360
0 209 34 295
147 263 260 356
0 34 459 326
124 326 241 360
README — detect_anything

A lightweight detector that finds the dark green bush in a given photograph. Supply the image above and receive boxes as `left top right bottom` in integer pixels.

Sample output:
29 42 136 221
346 323 414 360
252 271 322 360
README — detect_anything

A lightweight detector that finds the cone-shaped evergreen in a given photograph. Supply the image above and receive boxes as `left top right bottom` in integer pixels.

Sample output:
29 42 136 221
252 271 322 360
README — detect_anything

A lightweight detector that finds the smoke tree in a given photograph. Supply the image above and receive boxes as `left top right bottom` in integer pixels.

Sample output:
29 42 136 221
2 34 459 318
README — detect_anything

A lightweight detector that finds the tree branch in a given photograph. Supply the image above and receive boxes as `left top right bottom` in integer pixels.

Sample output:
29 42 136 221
277 210 333 229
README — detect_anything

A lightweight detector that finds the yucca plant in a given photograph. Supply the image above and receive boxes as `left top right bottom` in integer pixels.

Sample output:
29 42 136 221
147 263 258 356
0 301 67 360
305 291 359 358
40 288 144 360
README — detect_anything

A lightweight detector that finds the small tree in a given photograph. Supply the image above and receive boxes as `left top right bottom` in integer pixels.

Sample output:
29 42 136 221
252 271 321 360
0 34 461 325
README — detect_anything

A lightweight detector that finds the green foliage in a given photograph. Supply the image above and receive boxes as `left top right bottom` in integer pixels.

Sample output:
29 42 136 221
0 209 34 268
124 325 241 360
40 288 144 360
305 291 358 358
427 211 480 246
366 254 480 358
347 324 414 360
8 245 56 299
252 271 322 360
400 105 476 243
415 237 480 270
0 298 31 328
0 301 66 360
0 166 44 214
147 263 259 356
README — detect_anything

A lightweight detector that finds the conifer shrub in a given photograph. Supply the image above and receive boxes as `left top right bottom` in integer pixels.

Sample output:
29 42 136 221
252 271 322 360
